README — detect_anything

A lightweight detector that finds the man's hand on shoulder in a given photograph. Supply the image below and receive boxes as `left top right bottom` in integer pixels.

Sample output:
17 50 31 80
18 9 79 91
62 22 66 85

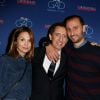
46 44 60 63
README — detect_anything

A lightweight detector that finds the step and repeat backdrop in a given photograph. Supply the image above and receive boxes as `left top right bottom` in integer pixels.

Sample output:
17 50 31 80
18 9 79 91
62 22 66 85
0 0 100 55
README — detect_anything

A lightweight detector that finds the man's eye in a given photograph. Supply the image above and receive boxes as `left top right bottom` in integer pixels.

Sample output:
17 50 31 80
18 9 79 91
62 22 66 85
55 33 60 36
20 39 24 41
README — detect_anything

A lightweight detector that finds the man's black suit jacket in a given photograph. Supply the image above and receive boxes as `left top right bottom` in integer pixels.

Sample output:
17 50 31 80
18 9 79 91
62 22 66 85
31 47 67 100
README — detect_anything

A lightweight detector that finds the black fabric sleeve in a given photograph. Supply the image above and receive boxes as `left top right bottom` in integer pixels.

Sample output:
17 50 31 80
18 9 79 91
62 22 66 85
38 37 51 48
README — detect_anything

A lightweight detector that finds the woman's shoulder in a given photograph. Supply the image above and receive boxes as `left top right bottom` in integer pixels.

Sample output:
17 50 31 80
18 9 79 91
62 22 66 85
0 54 16 64
0 54 9 61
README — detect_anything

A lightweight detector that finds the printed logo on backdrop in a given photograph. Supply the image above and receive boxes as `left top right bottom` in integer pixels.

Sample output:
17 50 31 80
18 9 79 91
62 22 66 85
0 0 6 6
77 6 96 12
44 24 51 29
0 19 4 25
76 0 96 12
17 0 36 5
15 17 32 28
47 0 65 12
85 25 94 39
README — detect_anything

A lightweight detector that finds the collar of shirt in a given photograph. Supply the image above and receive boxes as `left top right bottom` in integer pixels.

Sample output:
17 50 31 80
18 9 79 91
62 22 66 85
43 51 61 74
74 39 87 48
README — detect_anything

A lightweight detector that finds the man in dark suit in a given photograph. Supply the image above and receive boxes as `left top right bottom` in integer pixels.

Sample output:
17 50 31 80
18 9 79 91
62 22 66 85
31 22 68 100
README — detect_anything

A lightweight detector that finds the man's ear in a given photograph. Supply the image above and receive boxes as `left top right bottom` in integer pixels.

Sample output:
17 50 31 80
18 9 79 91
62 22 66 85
49 34 52 41
83 25 87 33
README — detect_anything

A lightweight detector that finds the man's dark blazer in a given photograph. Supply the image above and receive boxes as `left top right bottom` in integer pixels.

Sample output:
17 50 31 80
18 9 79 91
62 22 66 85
31 47 67 100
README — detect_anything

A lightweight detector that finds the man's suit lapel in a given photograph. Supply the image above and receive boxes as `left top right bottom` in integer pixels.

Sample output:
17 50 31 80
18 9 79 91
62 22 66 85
34 47 48 75
37 48 49 75
53 51 66 78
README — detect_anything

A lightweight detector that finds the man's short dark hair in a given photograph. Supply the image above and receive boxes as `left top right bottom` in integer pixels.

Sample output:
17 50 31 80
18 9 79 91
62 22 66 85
63 15 85 26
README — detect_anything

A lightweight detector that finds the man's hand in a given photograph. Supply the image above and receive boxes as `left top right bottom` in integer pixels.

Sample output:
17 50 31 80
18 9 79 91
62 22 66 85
91 42 100 46
46 44 60 63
